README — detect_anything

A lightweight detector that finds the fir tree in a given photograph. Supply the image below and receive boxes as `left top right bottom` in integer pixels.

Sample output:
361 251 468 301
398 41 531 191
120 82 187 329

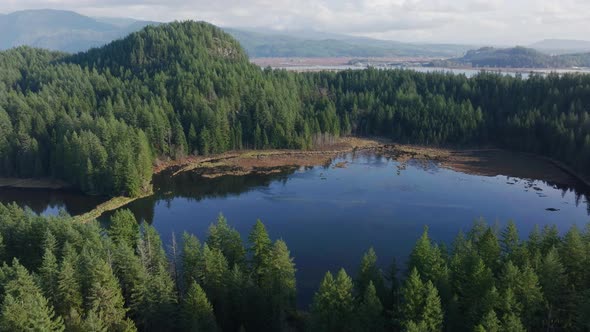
182 282 218 332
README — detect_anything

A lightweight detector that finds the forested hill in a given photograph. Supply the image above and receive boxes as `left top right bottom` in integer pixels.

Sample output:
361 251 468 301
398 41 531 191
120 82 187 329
432 46 590 68
1 21 590 197
0 21 339 196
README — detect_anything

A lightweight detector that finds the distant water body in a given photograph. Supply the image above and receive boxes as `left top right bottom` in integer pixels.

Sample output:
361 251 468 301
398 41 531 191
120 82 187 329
270 65 590 78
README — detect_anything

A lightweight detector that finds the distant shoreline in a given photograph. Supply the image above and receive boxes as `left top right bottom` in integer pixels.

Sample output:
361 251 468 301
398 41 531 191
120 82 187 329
251 57 590 74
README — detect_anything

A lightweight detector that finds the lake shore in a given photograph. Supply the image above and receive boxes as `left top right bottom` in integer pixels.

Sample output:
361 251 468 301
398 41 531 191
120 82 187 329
0 177 70 190
153 137 383 178
4 137 589 222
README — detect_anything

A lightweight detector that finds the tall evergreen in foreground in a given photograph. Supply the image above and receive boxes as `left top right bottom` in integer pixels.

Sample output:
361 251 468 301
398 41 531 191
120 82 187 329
0 203 589 331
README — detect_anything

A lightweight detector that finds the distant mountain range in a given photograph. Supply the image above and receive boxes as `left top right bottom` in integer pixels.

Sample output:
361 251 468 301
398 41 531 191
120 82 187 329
430 46 590 69
0 10 156 53
0 9 473 57
3 9 590 65
529 39 590 55
223 27 473 58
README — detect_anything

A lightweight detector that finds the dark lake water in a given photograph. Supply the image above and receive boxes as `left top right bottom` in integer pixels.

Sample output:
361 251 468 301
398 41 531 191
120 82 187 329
2 151 590 306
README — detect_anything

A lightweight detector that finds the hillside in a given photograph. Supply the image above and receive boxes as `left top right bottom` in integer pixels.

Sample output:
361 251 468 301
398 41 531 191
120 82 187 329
431 46 590 68
0 21 326 196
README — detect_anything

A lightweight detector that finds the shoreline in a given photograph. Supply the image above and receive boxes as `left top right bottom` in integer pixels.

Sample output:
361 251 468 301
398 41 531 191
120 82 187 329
2 137 590 222
0 177 70 190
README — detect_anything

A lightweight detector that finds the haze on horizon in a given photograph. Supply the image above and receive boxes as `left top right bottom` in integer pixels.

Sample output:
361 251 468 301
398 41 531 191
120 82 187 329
1 0 589 46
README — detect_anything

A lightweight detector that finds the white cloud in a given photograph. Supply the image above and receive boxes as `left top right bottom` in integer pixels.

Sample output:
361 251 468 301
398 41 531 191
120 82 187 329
1 0 589 44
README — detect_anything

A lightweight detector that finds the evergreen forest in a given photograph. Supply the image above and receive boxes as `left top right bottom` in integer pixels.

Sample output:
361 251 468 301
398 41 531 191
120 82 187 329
0 204 589 331
2 20 590 332
1 21 590 196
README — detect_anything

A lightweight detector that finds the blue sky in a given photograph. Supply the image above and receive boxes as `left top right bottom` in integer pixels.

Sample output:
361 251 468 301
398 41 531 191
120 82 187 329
2 0 590 44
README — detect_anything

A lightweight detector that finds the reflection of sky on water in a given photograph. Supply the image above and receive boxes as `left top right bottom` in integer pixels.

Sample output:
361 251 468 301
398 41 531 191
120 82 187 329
113 152 590 306
3 150 589 307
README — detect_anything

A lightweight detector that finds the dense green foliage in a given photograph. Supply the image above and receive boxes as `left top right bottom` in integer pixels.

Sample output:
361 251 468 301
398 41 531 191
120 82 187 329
0 204 590 331
1 21 590 198
432 46 590 68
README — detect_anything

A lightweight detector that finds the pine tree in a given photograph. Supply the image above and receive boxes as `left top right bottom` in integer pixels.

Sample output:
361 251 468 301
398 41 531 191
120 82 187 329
248 219 272 284
182 282 218 332
559 226 587 288
57 244 84 328
422 281 443 332
112 241 147 309
182 232 202 291
538 247 567 329
82 309 108 332
476 310 501 332
517 264 543 328
502 313 526 332
356 247 386 302
401 268 425 326
310 269 354 331
266 240 297 330
88 258 133 332
108 209 139 248
207 214 246 268
39 231 59 307
476 228 501 274
501 221 520 260
407 227 447 285
355 281 384 332
0 260 65 332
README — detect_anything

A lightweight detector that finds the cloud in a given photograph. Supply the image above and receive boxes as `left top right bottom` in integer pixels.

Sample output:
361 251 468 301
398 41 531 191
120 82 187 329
1 0 589 44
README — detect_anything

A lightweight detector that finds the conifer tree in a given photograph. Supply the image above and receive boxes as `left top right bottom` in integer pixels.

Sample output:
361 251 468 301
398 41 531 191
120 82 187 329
0 260 65 332
401 268 425 325
248 219 272 284
57 244 84 329
87 258 133 332
182 232 202 291
39 230 60 307
356 247 386 302
475 310 501 332
355 281 384 332
207 214 246 268
182 282 218 332
108 209 139 248
310 269 354 331
422 281 443 332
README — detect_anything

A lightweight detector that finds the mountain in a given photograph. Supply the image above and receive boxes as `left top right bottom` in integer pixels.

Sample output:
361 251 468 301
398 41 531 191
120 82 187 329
0 9 471 57
0 9 156 53
224 27 472 58
431 46 590 68
530 39 590 55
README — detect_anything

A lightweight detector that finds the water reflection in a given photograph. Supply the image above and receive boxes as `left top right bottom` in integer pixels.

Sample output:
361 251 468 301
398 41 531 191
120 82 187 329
0 187 108 216
3 151 590 306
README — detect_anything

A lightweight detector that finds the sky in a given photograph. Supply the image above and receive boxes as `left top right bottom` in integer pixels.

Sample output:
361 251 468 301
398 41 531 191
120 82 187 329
2 0 590 45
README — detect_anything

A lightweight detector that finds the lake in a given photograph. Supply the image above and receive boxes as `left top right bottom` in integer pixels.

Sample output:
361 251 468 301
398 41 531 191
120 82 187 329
2 150 589 306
